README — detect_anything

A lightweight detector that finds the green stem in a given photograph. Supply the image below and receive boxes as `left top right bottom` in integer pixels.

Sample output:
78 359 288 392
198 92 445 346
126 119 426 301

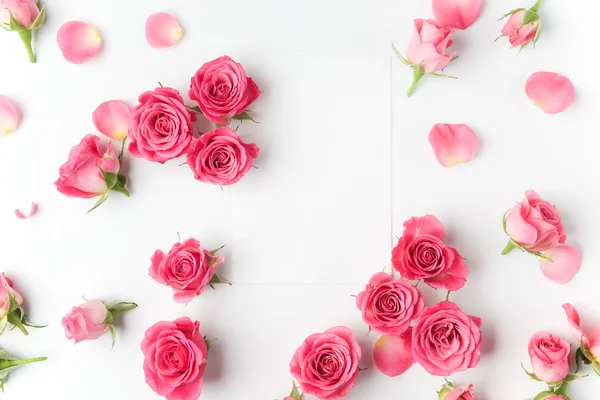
531 0 544 12
0 357 46 369
554 381 568 396
501 240 518 255
18 30 35 63
407 66 425 97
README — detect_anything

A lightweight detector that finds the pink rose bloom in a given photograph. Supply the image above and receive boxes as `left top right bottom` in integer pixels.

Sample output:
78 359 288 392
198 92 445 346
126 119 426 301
61 300 109 344
0 0 39 28
129 87 196 163
528 331 570 383
290 326 361 400
141 317 208 400
189 55 260 125
186 127 259 186
0 273 23 319
439 384 477 400
356 272 423 335
150 238 224 303
392 215 468 291
505 190 566 253
412 301 482 376
55 134 120 199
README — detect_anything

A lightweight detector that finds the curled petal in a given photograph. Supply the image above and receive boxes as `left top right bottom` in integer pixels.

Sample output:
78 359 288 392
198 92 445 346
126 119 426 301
15 202 37 219
539 245 581 284
432 0 483 30
525 72 575 114
57 21 103 64
562 303 590 348
145 12 183 48
92 100 131 140
0 95 21 135
429 123 479 167
373 329 415 377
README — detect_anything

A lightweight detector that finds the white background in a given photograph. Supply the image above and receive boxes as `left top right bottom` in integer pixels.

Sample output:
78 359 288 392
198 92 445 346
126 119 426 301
0 0 598 399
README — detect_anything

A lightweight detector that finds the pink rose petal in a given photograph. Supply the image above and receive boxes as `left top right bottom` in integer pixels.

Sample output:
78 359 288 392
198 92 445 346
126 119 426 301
373 329 415 377
15 202 37 219
0 95 21 135
429 123 479 167
57 21 103 64
432 0 483 30
145 12 183 48
562 303 590 348
539 245 581 284
92 100 131 141
525 72 575 114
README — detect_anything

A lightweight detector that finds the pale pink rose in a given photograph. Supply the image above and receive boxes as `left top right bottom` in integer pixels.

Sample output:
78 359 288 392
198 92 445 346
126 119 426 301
412 301 482 376
290 326 361 400
61 300 109 344
525 72 575 115
150 238 224 303
439 384 477 400
528 331 570 383
186 127 259 186
392 215 468 291
500 10 540 48
189 56 260 125
432 0 482 30
407 19 456 73
0 0 39 28
141 318 208 400
505 190 566 252
0 273 23 319
356 272 423 335
55 135 120 199
539 245 581 284
563 303 600 364
129 87 196 163
373 329 415 377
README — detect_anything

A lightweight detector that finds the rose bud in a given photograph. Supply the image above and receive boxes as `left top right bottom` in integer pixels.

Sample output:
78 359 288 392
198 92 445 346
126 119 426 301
55 134 130 212
62 299 137 347
0 273 45 336
497 0 544 50
0 0 46 62
0 348 46 391
438 382 477 400
563 304 600 376
393 19 457 97
526 331 571 383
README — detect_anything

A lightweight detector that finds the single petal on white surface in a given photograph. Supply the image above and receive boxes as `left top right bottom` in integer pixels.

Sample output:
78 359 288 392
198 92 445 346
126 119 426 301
15 202 37 219
57 21 103 64
428 123 479 167
0 95 21 135
539 245 581 284
92 100 131 140
525 72 575 114
145 12 183 48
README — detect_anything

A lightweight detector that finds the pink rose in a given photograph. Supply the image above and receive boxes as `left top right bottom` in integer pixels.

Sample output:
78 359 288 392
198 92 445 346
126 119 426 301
498 1 544 49
141 317 208 400
61 300 109 344
150 238 225 303
0 273 23 319
189 55 260 125
290 326 361 400
356 272 423 335
563 303 600 367
129 87 196 163
392 215 468 291
528 331 571 383
0 0 39 28
504 190 566 253
538 396 565 400
186 127 259 186
412 301 482 376
55 134 121 199
439 384 477 400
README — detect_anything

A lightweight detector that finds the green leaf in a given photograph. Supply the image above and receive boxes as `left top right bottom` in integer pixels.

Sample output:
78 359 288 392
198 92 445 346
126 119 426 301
109 325 116 350
88 192 109 213
533 391 555 400
231 111 258 123
100 168 118 190
391 42 410 65
29 4 46 30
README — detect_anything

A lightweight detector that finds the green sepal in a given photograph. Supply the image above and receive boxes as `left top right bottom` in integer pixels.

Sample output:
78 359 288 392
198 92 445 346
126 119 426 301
0 349 46 391
100 168 118 190
533 20 543 46
533 391 555 400
101 302 138 325
203 336 217 351
0 317 7 337
521 9 540 25
208 274 231 290
210 245 225 256
231 111 258 123
29 4 46 30
498 8 525 21
8 12 26 32
88 192 109 213
428 71 457 79
391 42 410 66
593 363 600 377
6 309 28 336
6 288 19 314
438 387 452 400
289 381 303 400
522 363 542 381
188 105 203 114
111 179 131 197
109 325 116 350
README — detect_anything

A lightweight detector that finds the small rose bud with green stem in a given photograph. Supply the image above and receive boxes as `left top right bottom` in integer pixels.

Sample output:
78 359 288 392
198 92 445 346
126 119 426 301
497 0 545 50
0 0 47 63
0 348 46 392
0 273 46 336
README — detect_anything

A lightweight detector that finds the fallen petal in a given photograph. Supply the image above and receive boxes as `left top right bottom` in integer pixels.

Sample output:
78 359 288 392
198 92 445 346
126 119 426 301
525 72 575 114
373 329 415 377
432 0 483 30
0 95 21 135
562 303 590 347
92 100 131 141
145 12 183 48
429 123 479 167
539 245 581 284
57 21 103 64
15 202 38 219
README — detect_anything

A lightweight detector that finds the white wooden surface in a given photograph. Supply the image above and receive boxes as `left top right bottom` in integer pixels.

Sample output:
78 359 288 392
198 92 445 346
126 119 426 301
0 0 598 399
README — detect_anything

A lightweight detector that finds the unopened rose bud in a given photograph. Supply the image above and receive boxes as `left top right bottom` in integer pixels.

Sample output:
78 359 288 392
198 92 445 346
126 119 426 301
497 0 544 50
0 0 46 62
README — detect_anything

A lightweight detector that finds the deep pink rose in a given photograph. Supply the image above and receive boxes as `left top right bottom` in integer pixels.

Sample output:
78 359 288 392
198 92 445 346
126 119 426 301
412 301 482 376
356 272 423 335
407 19 456 73
141 318 208 400
189 55 260 125
440 384 477 400
55 134 120 199
129 87 196 163
505 190 566 252
0 0 40 28
392 215 468 291
528 331 570 383
0 273 23 319
186 127 259 186
290 326 361 400
150 238 224 303
500 10 540 48
61 300 109 344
